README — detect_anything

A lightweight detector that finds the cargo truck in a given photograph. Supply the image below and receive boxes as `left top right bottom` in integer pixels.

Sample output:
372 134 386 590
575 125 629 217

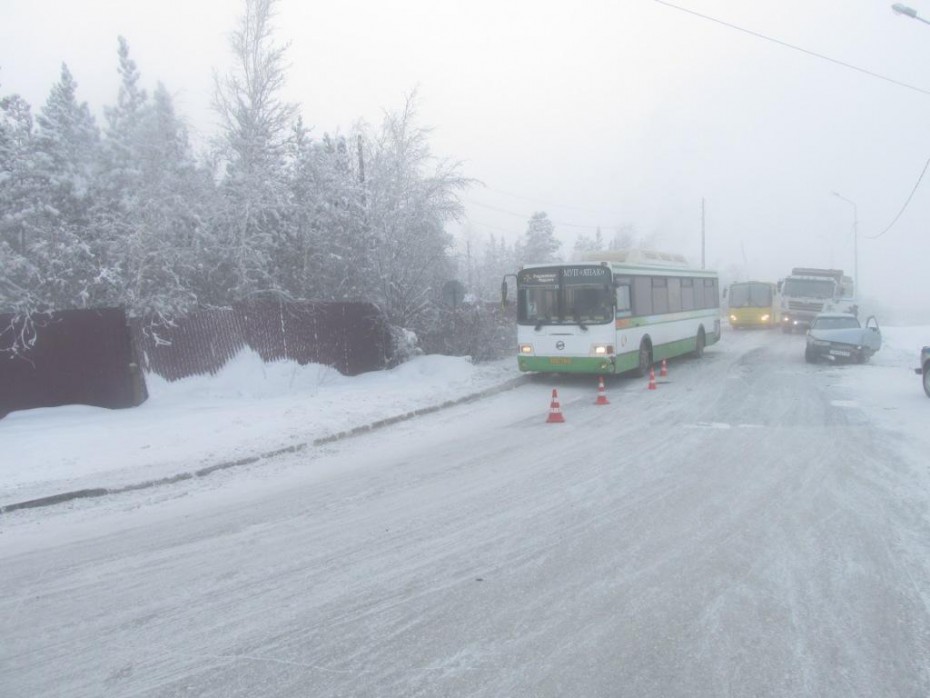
778 268 856 333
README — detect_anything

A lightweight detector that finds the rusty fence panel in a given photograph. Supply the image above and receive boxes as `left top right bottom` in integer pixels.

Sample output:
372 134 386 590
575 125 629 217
0 308 147 418
131 300 395 382
130 308 246 382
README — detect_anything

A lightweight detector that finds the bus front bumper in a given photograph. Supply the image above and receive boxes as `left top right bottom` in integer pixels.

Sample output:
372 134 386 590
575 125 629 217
518 355 619 374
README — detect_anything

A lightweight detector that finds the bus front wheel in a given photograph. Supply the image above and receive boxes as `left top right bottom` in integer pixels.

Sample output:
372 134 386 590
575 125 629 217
636 341 652 377
693 329 705 358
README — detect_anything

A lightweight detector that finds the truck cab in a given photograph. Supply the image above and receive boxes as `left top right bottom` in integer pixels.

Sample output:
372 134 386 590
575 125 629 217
778 268 856 333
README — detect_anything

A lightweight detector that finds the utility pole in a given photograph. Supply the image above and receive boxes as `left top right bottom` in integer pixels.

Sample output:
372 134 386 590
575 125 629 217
701 198 706 269
357 134 366 207
466 237 473 290
853 205 859 300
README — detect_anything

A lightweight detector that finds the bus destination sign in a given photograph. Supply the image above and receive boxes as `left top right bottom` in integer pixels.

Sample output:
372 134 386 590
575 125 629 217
519 266 609 286
518 269 559 285
562 266 610 284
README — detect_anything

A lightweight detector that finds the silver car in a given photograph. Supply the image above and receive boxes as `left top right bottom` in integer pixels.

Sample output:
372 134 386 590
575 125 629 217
916 346 930 398
805 312 881 364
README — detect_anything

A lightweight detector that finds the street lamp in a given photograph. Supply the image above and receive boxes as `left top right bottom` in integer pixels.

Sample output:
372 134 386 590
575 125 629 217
831 191 859 300
891 3 930 24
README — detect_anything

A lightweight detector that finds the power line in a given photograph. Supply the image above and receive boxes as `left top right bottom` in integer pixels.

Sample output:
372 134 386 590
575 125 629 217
463 218 522 236
478 184 616 217
467 199 605 230
867 155 930 239
653 0 930 98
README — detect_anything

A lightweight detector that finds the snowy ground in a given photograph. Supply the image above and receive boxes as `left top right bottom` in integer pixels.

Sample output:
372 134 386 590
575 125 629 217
0 352 523 508
2 326 927 509
3 325 930 697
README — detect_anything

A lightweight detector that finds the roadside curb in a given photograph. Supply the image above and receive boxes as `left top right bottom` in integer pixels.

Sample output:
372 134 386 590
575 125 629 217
0 375 530 514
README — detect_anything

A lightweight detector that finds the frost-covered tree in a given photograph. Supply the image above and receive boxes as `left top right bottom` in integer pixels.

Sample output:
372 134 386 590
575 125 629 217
92 37 148 308
608 223 636 250
274 118 320 299
0 9 477 337
209 0 298 303
104 36 147 175
91 39 214 321
474 233 517 301
0 91 42 312
282 126 370 302
34 65 100 218
26 64 103 309
120 82 214 320
0 93 36 255
573 227 604 259
363 94 469 328
518 211 560 264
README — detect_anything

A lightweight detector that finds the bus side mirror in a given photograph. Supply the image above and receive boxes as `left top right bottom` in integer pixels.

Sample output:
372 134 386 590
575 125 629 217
722 287 728 299
501 280 509 306
777 281 783 292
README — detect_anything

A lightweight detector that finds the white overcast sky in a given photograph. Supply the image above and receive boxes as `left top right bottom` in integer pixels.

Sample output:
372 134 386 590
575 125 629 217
2 0 929 316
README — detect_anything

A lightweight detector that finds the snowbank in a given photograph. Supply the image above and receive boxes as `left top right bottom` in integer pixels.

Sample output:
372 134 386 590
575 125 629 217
0 351 520 505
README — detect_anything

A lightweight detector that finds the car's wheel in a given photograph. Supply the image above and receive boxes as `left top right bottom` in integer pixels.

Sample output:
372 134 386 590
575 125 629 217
923 364 930 398
805 346 817 363
693 329 705 358
635 339 652 377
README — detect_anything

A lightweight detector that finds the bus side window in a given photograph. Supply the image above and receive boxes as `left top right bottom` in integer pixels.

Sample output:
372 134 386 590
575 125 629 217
652 277 669 314
633 276 653 316
705 278 719 308
668 278 682 313
616 284 632 316
681 278 694 310
692 278 705 309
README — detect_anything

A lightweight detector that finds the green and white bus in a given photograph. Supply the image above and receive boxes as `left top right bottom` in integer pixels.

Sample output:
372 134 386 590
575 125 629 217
504 250 721 375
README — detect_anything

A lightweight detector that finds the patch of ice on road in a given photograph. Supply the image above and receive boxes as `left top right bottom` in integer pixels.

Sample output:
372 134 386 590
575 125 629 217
830 400 859 408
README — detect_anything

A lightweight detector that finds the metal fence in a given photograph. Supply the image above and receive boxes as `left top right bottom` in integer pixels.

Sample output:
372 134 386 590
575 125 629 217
0 308 147 418
1 301 395 418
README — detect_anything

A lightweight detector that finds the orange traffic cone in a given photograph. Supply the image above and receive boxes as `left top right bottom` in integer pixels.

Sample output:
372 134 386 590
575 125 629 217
595 376 610 405
648 367 657 390
660 359 668 378
547 388 566 423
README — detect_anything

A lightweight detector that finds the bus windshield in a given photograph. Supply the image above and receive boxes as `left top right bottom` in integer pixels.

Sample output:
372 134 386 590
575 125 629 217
517 266 614 326
782 278 835 299
728 283 772 308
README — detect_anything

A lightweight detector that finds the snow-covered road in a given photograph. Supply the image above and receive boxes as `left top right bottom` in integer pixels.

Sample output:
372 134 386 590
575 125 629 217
3 329 930 697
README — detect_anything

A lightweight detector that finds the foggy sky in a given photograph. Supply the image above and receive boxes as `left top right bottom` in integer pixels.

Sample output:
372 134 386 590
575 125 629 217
2 0 929 319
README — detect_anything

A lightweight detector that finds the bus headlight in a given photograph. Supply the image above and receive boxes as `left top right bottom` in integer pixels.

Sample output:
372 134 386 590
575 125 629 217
760 314 770 322
519 344 534 355
729 314 737 322
592 344 614 355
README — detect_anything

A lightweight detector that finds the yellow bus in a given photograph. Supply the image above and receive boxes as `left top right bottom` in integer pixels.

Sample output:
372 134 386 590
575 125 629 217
725 281 778 329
